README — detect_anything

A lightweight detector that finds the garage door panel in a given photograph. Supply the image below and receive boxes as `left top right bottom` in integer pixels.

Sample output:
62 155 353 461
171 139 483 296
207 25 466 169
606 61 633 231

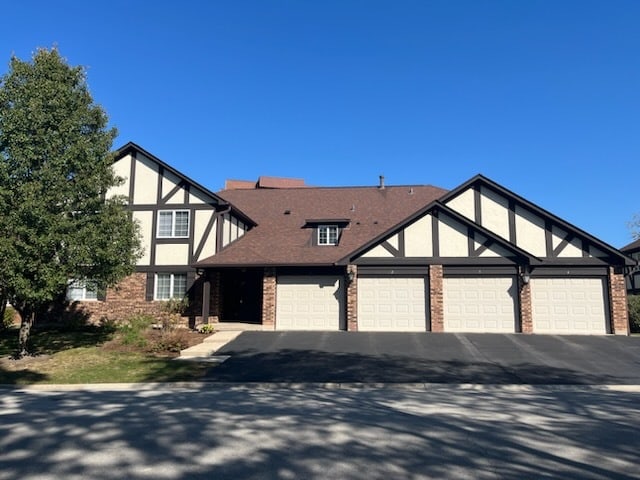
276 276 343 330
358 277 427 331
531 277 608 334
443 276 516 333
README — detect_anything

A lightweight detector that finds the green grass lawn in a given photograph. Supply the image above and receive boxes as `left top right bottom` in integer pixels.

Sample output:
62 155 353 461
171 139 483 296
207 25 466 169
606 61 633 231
0 325 211 385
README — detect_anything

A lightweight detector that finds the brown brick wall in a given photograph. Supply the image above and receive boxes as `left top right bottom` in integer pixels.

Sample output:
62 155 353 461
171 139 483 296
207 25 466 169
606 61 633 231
74 272 164 322
609 267 630 335
346 265 358 331
262 267 276 330
429 265 444 332
519 281 533 333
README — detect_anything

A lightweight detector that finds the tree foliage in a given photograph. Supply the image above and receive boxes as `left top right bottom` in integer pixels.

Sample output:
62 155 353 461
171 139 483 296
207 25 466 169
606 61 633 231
0 48 141 356
629 213 640 241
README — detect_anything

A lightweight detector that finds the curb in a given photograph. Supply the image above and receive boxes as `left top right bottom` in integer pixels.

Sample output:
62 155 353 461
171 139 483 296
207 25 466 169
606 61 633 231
2 382 640 393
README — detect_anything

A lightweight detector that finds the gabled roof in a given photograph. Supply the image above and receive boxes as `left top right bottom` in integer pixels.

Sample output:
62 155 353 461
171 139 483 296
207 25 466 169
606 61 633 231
441 174 634 266
115 142 255 226
195 184 446 267
339 200 543 265
621 238 640 253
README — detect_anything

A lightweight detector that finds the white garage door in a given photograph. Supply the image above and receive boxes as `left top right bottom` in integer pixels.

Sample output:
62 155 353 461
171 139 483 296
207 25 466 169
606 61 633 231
443 276 517 332
358 276 427 331
531 277 608 334
276 276 343 330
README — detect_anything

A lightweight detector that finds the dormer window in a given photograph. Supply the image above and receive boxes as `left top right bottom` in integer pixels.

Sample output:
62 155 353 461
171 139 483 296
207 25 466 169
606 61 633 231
304 218 350 246
318 225 339 245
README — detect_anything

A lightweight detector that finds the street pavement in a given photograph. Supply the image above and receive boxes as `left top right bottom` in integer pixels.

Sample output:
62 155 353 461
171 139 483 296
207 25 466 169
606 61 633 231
208 332 640 384
1 384 640 479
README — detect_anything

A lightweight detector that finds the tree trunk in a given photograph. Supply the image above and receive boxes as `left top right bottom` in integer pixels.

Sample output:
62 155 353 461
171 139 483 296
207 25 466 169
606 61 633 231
17 310 35 358
0 298 6 332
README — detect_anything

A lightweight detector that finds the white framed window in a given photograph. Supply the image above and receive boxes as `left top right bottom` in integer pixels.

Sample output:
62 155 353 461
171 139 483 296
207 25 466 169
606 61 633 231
157 210 190 238
67 279 99 302
318 225 339 245
154 273 188 300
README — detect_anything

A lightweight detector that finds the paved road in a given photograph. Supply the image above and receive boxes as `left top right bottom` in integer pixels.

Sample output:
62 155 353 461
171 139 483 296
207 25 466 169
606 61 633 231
209 332 640 384
1 385 639 480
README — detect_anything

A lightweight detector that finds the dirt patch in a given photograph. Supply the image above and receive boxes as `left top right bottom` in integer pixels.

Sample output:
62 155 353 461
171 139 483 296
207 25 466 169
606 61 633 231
103 328 209 357
0 354 52 371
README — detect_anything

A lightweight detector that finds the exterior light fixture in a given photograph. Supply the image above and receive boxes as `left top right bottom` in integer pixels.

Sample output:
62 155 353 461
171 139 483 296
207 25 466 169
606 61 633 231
520 266 531 285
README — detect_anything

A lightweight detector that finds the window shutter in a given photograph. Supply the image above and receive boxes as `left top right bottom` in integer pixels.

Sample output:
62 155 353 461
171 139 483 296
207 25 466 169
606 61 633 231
145 273 155 301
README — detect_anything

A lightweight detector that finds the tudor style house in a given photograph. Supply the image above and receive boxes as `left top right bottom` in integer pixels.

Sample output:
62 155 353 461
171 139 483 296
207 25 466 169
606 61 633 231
74 143 636 335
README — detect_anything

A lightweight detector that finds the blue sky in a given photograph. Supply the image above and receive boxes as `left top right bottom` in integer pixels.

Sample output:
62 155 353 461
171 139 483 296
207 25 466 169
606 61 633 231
2 1 639 248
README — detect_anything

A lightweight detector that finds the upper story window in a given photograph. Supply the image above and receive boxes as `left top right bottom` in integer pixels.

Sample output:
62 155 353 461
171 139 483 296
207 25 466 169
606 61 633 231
67 279 99 302
158 210 189 238
318 225 339 245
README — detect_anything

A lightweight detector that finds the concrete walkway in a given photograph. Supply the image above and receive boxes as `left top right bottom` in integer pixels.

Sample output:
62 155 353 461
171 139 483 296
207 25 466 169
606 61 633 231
177 323 262 361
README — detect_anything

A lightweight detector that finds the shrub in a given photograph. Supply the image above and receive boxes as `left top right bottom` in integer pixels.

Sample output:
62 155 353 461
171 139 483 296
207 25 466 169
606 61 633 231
117 314 154 347
159 298 189 331
629 295 640 333
2 306 16 330
198 324 215 334
150 329 192 353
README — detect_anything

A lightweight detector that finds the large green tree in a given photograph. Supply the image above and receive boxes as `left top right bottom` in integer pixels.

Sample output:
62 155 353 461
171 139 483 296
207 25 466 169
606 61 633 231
0 48 141 356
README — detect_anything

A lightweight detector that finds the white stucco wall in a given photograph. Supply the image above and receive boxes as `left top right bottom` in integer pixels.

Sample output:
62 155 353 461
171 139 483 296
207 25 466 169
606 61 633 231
514 206 546 256
132 154 159 204
404 215 433 257
155 243 189 265
480 187 510 240
445 189 475 221
132 211 153 265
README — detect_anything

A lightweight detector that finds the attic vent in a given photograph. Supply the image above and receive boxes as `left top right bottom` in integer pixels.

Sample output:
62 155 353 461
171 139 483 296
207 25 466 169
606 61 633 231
409 187 414 195
379 175 385 189
284 210 291 215
350 204 356 212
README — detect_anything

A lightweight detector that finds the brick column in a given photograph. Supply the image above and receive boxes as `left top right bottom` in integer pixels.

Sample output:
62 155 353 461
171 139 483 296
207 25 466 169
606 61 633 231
346 265 358 331
429 265 444 332
519 281 533 333
262 267 276 330
609 267 629 335
209 271 221 323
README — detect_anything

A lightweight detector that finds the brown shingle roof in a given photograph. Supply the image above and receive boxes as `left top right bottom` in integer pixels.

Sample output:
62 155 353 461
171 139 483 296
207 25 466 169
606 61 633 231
196 184 447 267
621 238 640 253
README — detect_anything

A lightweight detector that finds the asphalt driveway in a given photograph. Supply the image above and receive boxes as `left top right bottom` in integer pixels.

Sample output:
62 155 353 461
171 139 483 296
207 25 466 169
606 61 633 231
208 332 640 384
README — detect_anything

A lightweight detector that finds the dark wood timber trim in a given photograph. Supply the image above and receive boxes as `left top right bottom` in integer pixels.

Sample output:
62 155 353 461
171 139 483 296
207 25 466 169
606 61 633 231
155 237 190 245
125 203 220 211
545 220 553 257
128 150 137 202
160 180 187 205
398 229 406 257
474 185 482 224
530 267 608 276
136 265 197 273
194 213 217 262
354 256 519 266
581 239 589 258
508 199 516 244
431 211 440 257
552 233 576 257
443 266 517 276
358 266 429 275
381 241 401 257
472 236 493 257
156 166 164 204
